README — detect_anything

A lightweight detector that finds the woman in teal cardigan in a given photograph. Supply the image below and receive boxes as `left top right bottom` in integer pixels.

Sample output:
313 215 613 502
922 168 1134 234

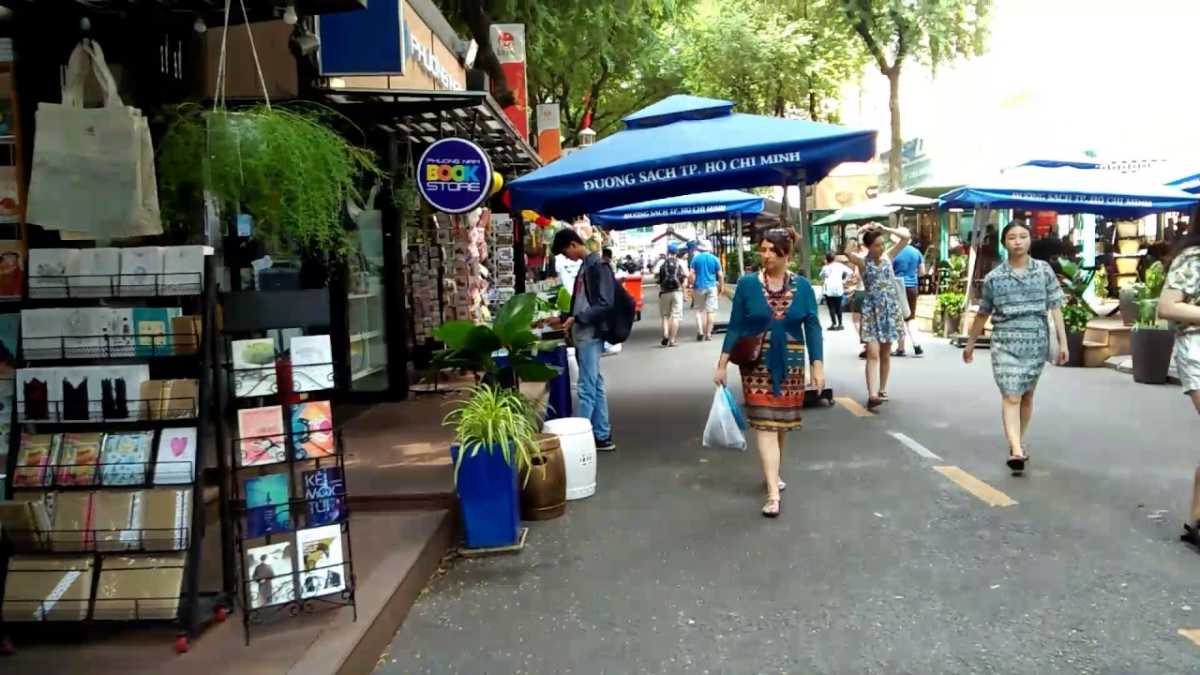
714 229 825 517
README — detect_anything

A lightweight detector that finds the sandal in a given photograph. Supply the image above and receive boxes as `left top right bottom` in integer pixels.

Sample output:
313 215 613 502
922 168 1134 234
1006 449 1028 474
762 497 781 518
1182 521 1200 547
762 480 787 492
866 396 884 411
878 391 889 400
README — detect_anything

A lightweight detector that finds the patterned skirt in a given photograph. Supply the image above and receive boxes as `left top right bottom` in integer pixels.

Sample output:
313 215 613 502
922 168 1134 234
741 338 806 431
991 325 1049 396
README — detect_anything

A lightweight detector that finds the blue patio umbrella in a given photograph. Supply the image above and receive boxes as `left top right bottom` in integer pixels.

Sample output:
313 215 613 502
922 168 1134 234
939 166 1199 219
590 190 765 231
508 95 876 218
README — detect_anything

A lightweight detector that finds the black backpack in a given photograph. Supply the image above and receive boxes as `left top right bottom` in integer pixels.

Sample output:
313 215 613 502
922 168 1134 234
603 281 637 344
657 257 681 292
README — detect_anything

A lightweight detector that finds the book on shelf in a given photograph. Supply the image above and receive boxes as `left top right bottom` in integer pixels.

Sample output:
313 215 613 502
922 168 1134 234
132 307 179 357
50 491 94 552
0 312 17 362
296 524 347 599
245 541 296 610
0 497 53 549
92 490 142 552
232 338 277 398
142 487 191 550
289 334 334 393
152 427 197 485
27 248 75 299
2 556 94 622
161 245 205 295
13 432 60 487
140 378 199 421
99 431 154 486
67 247 120 297
291 400 335 460
118 247 164 296
94 553 186 620
171 315 201 356
55 432 102 486
302 467 345 527
238 405 286 467
245 472 292 538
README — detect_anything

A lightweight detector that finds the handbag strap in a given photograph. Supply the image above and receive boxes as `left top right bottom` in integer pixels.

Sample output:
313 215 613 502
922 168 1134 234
213 0 272 110
61 39 124 109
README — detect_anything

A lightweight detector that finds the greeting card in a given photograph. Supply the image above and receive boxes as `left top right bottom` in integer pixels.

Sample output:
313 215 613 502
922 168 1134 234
288 335 333 393
99 431 154 486
161 246 206 295
232 338 277 398
296 524 346 599
238 405 285 467
153 427 197 485
291 400 335 460
118 247 163 296
13 433 60 487
245 542 295 609
27 249 74 299
67 248 120 297
56 432 103 486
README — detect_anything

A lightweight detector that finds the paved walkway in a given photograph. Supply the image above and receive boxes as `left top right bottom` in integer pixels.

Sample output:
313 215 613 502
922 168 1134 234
378 293 1200 674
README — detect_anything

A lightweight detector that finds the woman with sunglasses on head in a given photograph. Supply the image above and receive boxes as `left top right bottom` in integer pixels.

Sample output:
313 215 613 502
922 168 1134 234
714 229 825 518
963 220 1068 474
844 223 911 409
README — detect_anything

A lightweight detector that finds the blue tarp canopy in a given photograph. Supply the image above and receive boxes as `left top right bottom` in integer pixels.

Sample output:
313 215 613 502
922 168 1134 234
589 190 764 230
1137 163 1200 194
938 166 1199 218
1019 155 1102 169
508 95 876 217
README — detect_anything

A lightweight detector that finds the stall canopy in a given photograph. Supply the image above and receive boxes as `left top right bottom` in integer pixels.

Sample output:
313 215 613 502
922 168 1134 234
1019 155 1102 170
812 203 898 226
589 190 764 230
508 95 876 217
938 166 1200 218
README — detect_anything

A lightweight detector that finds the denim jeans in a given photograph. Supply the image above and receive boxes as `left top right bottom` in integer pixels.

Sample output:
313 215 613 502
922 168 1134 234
573 333 611 440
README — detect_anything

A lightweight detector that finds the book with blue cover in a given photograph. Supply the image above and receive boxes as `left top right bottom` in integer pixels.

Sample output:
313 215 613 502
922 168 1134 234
302 467 344 527
245 472 292 538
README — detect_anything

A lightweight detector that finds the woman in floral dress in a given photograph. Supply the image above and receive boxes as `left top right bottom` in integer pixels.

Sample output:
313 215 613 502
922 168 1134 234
963 221 1069 474
715 229 825 518
1157 228 1200 543
845 223 911 409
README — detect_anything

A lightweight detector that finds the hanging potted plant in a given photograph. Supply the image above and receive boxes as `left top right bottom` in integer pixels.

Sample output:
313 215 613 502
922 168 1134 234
1131 262 1175 384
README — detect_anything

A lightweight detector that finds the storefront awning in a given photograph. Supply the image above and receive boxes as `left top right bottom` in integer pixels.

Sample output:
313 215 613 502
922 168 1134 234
321 87 542 174
590 190 764 230
507 94 876 217
938 166 1200 218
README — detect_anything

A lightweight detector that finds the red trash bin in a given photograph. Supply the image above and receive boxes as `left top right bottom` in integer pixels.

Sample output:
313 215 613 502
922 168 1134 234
620 276 643 321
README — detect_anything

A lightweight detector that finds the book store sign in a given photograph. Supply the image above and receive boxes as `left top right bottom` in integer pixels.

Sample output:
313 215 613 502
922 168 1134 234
417 138 493 213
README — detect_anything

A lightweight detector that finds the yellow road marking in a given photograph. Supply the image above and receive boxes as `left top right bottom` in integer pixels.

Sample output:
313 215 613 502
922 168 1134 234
933 465 1018 507
835 397 873 417
1178 629 1200 648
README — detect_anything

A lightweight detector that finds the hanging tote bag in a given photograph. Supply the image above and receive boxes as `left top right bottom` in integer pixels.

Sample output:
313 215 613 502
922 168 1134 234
26 39 162 237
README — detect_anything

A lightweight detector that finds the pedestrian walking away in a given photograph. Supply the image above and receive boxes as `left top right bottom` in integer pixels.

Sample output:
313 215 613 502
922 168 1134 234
689 239 724 341
1155 227 1200 544
891 239 925 357
656 244 687 347
553 228 617 452
714 228 825 518
819 253 852 330
845 223 910 410
962 220 1068 475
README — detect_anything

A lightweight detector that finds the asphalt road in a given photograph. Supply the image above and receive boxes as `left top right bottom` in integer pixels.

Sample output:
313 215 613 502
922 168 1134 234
378 291 1200 674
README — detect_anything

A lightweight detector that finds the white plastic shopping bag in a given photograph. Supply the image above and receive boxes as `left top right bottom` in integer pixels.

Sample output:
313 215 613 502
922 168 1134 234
703 386 747 450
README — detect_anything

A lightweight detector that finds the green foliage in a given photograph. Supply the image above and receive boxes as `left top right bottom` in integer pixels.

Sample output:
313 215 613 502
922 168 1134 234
944 254 968 293
1062 301 1092 335
443 384 544 485
1055 257 1096 335
556 286 572 315
157 104 382 256
1092 266 1109 299
936 291 965 318
432 293 563 383
1132 262 1168 329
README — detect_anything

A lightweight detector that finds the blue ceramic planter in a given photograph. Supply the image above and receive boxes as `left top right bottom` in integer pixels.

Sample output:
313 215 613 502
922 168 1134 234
450 442 520 549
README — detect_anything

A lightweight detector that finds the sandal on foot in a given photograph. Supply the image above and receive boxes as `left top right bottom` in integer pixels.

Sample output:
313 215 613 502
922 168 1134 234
762 480 787 492
1006 451 1027 474
762 497 781 518
1182 521 1200 546
866 396 884 410
878 391 889 400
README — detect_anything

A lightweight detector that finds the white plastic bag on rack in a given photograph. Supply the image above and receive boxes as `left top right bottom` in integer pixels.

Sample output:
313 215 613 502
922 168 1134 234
702 386 746 450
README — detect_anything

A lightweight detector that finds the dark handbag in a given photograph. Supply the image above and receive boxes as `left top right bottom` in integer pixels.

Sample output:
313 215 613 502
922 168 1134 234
728 334 764 367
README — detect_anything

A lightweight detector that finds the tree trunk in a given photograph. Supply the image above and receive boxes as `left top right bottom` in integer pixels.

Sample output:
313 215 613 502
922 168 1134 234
887 66 902 191
460 2 515 107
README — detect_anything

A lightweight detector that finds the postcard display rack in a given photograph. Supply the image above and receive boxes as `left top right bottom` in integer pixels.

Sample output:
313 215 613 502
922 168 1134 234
0 249 224 654
218 289 356 645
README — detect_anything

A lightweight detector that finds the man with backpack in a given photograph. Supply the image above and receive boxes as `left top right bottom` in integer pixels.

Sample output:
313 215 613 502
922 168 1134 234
554 228 635 452
656 244 687 347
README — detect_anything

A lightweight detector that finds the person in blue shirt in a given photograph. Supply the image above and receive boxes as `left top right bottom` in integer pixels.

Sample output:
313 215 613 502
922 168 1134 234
890 240 925 357
688 240 725 341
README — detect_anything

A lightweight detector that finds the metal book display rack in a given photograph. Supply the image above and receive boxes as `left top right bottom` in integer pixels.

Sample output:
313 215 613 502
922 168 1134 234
216 289 357 646
0 255 228 655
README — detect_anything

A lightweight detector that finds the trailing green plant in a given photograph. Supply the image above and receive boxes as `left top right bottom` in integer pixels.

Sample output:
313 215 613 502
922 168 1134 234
432 293 562 384
157 103 383 256
1062 301 1092 335
935 291 966 318
443 383 544 485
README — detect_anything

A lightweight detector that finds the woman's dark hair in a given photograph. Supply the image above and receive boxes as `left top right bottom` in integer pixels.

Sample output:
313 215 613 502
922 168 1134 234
1001 220 1032 241
825 253 835 264
551 228 585 255
862 230 884 247
1173 221 1200 255
761 228 796 257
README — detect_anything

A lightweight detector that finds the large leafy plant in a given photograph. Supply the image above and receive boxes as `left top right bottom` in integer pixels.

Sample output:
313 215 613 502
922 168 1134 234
1056 257 1097 335
444 383 543 485
1134 261 1167 330
432 293 562 384
157 104 382 256
935 291 965 318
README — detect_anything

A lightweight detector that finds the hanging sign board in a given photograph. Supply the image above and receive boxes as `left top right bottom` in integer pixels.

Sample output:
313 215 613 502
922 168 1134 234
417 138 494 213
317 0 405 76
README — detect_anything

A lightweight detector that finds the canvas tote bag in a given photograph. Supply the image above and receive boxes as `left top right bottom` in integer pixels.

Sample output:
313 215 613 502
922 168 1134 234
26 39 162 238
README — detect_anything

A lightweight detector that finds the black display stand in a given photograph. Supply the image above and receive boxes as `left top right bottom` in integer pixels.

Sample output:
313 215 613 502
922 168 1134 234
216 290 357 646
0 254 229 655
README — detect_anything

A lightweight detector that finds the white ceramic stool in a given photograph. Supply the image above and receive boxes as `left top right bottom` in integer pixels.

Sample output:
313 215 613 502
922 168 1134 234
542 417 596 500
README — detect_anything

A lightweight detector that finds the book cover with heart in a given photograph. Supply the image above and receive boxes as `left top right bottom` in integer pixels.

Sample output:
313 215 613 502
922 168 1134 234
153 427 197 485
291 400 335 460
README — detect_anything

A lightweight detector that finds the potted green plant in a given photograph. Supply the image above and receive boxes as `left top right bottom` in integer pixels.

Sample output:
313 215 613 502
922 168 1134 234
1131 261 1174 384
1061 301 1091 367
444 384 545 548
431 293 562 387
936 291 966 337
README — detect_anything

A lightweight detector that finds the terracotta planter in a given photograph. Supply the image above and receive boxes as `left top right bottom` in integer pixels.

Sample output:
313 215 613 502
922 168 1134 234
519 434 567 521
1132 328 1175 384
942 313 962 338
1064 331 1086 368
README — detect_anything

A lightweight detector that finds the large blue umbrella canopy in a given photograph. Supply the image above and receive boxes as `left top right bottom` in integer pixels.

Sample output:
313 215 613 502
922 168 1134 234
508 95 876 217
589 190 764 230
938 166 1199 218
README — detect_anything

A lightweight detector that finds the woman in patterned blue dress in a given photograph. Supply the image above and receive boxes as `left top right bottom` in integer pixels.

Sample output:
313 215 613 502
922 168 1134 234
845 223 910 410
963 221 1069 474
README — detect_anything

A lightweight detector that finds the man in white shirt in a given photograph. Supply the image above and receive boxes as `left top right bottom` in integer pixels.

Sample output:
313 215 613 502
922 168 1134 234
819 254 853 330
